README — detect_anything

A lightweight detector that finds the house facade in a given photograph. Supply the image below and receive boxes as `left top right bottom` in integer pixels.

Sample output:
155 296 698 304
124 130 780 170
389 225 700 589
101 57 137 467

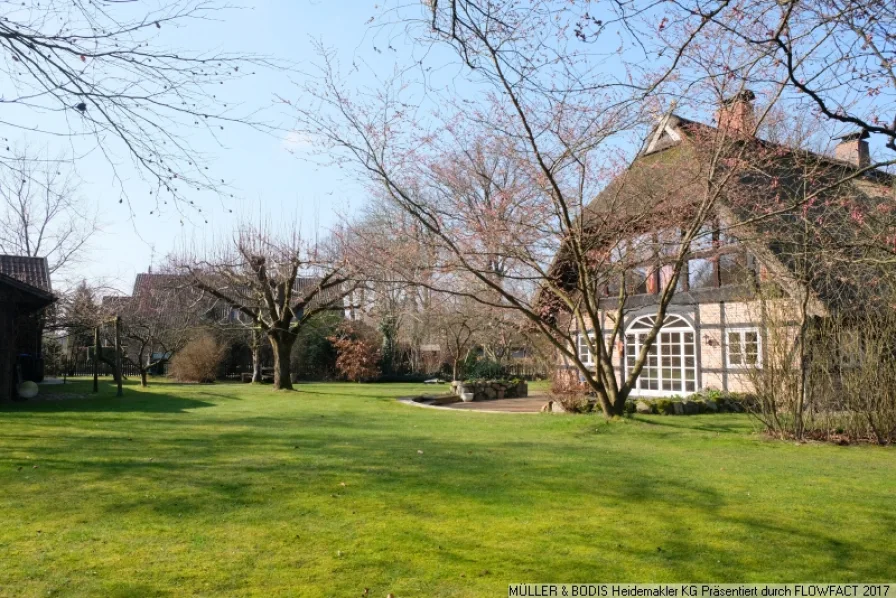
558 94 893 398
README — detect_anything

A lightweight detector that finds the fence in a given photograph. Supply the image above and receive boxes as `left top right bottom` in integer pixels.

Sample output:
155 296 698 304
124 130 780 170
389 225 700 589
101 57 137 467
503 363 549 380
52 359 144 379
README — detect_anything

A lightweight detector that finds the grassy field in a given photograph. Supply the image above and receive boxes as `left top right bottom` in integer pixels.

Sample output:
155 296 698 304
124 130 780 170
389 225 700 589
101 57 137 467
0 379 893 597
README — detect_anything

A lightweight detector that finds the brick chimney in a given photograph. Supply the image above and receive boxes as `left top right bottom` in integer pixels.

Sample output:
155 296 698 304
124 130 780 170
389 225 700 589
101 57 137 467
715 90 756 136
833 130 870 168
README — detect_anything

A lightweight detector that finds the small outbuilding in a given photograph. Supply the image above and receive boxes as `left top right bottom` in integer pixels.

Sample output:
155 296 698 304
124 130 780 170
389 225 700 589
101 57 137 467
0 256 55 401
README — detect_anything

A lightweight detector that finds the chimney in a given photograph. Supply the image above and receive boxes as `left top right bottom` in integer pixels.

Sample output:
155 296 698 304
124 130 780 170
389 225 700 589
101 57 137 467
715 90 756 136
833 130 870 168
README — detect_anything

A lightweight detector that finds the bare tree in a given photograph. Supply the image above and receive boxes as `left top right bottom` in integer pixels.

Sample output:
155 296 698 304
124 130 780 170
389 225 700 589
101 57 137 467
0 148 98 281
291 30 746 417
0 0 274 210
433 294 483 382
109 280 200 387
178 224 355 390
421 0 895 159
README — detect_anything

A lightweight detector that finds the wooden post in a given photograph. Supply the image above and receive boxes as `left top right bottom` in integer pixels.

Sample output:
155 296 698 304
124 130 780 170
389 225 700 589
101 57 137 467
114 316 123 397
92 326 100 393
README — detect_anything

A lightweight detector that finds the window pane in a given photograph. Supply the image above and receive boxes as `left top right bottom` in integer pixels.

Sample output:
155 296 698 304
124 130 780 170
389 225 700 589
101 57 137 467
728 332 743 365
720 252 754 286
688 258 715 289
744 332 759 364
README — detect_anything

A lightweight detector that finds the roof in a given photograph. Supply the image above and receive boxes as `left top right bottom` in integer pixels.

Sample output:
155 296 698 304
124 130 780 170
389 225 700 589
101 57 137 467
543 112 895 315
0 255 52 293
113 271 346 320
0 272 55 312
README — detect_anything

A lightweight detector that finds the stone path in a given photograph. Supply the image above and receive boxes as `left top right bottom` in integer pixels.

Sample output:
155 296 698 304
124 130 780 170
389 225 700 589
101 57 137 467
447 395 549 413
403 393 549 413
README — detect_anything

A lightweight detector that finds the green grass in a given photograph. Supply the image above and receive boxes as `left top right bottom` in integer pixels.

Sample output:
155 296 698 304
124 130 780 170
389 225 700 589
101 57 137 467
0 379 894 597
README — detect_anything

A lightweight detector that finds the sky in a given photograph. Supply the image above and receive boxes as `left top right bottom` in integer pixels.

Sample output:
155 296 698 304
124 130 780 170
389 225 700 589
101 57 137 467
15 0 430 294
6 0 893 295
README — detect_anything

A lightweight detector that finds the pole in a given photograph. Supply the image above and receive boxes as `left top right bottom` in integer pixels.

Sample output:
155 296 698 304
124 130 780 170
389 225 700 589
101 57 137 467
92 326 100 393
114 316 123 397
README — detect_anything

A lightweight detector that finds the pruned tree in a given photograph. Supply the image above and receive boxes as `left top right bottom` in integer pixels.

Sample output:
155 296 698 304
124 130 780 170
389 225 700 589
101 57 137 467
0 148 98 282
0 0 273 211
178 223 355 390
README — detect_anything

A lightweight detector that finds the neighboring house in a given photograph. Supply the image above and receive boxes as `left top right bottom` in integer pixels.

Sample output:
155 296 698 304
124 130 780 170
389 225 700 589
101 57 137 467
553 93 894 397
0 256 54 400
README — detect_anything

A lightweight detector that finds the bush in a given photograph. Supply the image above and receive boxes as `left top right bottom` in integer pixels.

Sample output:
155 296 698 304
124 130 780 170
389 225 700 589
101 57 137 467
169 334 226 383
466 357 504 380
655 399 675 415
556 395 593 413
329 322 382 382
550 372 591 397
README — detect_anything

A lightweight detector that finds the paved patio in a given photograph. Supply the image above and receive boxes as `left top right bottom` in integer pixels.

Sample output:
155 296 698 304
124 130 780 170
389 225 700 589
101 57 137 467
403 393 550 413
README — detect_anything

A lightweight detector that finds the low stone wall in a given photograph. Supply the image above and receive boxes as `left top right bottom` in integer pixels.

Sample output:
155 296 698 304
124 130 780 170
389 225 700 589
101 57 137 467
450 379 528 402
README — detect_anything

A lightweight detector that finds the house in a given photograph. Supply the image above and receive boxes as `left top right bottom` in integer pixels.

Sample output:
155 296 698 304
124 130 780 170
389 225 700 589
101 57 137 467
552 93 894 397
0 256 54 400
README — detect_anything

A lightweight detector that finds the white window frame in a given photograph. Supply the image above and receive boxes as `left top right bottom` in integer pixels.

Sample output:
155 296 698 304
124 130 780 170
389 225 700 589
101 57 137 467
576 331 595 366
725 327 762 368
624 315 698 396
577 331 615 367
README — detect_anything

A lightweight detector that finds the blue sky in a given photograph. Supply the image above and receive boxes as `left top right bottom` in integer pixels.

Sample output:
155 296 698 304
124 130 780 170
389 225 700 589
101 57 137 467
12 0 892 293
39 1 423 292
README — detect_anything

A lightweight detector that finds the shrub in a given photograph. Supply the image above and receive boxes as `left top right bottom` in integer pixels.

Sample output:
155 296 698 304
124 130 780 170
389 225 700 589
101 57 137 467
655 399 675 415
557 395 593 414
466 357 504 380
329 323 382 382
550 372 591 397
169 334 226 383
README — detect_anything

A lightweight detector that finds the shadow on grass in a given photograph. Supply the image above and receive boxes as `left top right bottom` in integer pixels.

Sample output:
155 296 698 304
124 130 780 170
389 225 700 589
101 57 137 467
1 381 892 581
1 381 215 414
632 414 759 435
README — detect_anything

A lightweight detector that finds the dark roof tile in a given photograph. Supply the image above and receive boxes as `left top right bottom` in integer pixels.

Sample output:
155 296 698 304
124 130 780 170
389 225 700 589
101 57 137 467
0 255 52 293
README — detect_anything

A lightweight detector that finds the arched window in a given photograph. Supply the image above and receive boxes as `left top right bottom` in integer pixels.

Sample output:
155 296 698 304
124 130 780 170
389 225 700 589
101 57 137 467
625 315 697 395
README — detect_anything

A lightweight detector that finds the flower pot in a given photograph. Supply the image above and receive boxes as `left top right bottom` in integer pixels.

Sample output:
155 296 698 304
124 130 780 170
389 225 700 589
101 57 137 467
461 392 475 402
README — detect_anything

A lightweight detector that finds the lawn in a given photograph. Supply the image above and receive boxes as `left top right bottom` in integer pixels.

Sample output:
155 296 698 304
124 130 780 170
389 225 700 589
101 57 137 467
0 380 894 597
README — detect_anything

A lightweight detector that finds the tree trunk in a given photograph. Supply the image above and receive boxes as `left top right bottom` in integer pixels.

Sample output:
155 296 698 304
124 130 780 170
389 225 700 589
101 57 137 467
140 369 148 387
269 331 296 390
93 327 100 393
251 344 262 383
114 316 123 397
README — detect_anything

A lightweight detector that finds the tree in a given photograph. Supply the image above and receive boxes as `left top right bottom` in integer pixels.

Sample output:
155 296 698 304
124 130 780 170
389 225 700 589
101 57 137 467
55 280 101 371
433 294 483 382
0 148 98 282
0 0 272 210
421 0 895 160
628 0 896 158
178 223 355 390
111 276 199 387
292 26 740 416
